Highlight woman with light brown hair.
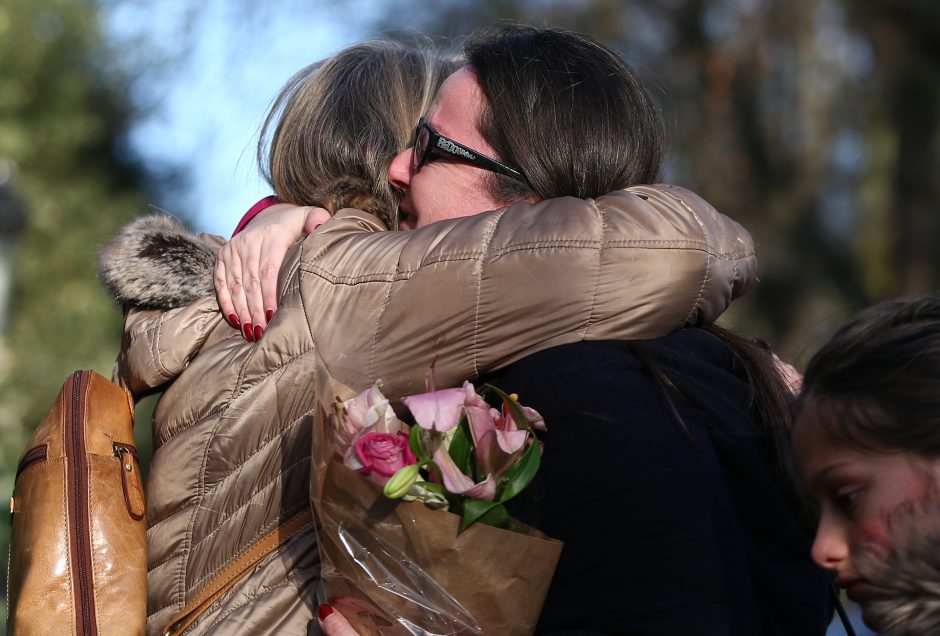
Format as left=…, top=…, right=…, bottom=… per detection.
left=99, top=39, right=459, bottom=634
left=217, top=41, right=459, bottom=340
left=261, top=39, right=454, bottom=229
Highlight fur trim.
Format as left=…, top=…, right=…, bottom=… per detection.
left=311, top=176, right=390, bottom=224
left=856, top=499, right=940, bottom=635
left=98, top=214, right=216, bottom=309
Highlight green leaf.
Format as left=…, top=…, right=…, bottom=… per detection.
left=499, top=439, right=541, bottom=502
left=461, top=498, right=502, bottom=531
left=420, top=481, right=446, bottom=495
left=462, top=501, right=513, bottom=531
left=477, top=503, right=514, bottom=530
left=447, top=418, right=474, bottom=476
left=445, top=491, right=463, bottom=514
left=409, top=424, right=427, bottom=461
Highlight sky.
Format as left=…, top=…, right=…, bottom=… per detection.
left=105, top=0, right=371, bottom=236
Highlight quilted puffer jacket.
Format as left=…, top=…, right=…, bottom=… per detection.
left=99, top=184, right=757, bottom=635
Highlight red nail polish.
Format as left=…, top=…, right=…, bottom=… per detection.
left=228, top=314, right=240, bottom=328
left=243, top=323, right=253, bottom=342
left=254, top=324, right=264, bottom=341
left=318, top=604, right=334, bottom=620
left=265, top=309, right=274, bottom=322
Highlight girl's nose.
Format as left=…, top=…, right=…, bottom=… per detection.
left=811, top=516, right=850, bottom=571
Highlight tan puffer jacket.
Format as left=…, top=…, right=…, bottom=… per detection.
left=101, top=184, right=757, bottom=635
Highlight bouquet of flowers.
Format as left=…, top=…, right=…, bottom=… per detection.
left=338, top=376, right=546, bottom=529
left=310, top=374, right=562, bottom=635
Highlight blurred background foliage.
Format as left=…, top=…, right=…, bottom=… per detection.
left=0, top=0, right=163, bottom=619
left=0, top=0, right=937, bottom=629
left=378, top=0, right=940, bottom=359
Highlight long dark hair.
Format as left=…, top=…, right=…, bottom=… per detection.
left=796, top=294, right=940, bottom=455
left=631, top=323, right=803, bottom=517
left=706, top=325, right=802, bottom=511
left=464, top=25, right=665, bottom=203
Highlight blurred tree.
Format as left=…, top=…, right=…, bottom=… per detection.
left=846, top=0, right=940, bottom=296
left=0, top=0, right=163, bottom=615
left=366, top=0, right=940, bottom=363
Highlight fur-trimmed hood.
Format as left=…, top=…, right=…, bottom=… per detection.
left=98, top=214, right=219, bottom=310
left=855, top=500, right=940, bottom=635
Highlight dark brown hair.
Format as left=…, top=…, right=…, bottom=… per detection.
left=709, top=325, right=803, bottom=509
left=464, top=25, right=665, bottom=203
left=624, top=322, right=810, bottom=524
left=796, top=294, right=940, bottom=455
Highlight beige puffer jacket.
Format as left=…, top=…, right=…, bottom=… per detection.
left=101, top=184, right=757, bottom=635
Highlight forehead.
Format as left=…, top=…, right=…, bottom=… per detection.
left=792, top=406, right=868, bottom=486
left=426, top=66, right=488, bottom=139
left=793, top=416, right=839, bottom=472
left=794, top=408, right=933, bottom=487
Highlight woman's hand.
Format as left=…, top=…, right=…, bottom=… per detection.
left=215, top=204, right=330, bottom=340
left=317, top=604, right=361, bottom=636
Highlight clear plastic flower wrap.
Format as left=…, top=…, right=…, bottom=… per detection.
left=310, top=379, right=563, bottom=635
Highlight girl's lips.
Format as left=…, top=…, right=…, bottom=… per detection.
left=844, top=580, right=873, bottom=604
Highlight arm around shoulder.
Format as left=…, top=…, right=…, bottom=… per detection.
left=292, top=186, right=756, bottom=397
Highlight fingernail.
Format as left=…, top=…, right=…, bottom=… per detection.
left=265, top=309, right=274, bottom=322
left=254, top=324, right=264, bottom=341
left=228, top=314, right=240, bottom=328
left=243, top=323, right=254, bottom=342
left=318, top=604, right=334, bottom=620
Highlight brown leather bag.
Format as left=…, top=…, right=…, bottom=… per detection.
left=7, top=370, right=146, bottom=635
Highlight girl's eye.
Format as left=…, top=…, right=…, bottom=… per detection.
left=834, top=489, right=860, bottom=513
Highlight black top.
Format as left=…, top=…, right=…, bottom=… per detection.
left=484, top=329, right=831, bottom=635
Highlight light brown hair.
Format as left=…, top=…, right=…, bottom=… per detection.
left=258, top=40, right=460, bottom=228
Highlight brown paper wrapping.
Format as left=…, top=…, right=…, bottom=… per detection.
left=310, top=403, right=563, bottom=635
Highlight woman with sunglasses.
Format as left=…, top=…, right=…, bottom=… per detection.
left=101, top=29, right=764, bottom=635
left=231, top=56, right=829, bottom=632
left=100, top=40, right=459, bottom=635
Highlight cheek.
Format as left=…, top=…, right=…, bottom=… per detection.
left=413, top=181, right=480, bottom=227
left=851, top=516, right=892, bottom=551
left=858, top=475, right=939, bottom=551
left=848, top=494, right=921, bottom=556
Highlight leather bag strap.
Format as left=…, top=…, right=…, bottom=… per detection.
left=162, top=508, right=315, bottom=636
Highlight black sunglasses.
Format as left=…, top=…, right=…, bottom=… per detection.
left=411, top=118, right=528, bottom=185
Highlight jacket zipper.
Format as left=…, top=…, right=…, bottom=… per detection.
left=66, top=370, right=97, bottom=636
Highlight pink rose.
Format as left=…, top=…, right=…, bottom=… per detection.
left=354, top=432, right=417, bottom=485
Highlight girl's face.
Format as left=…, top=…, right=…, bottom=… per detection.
left=793, top=407, right=940, bottom=626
